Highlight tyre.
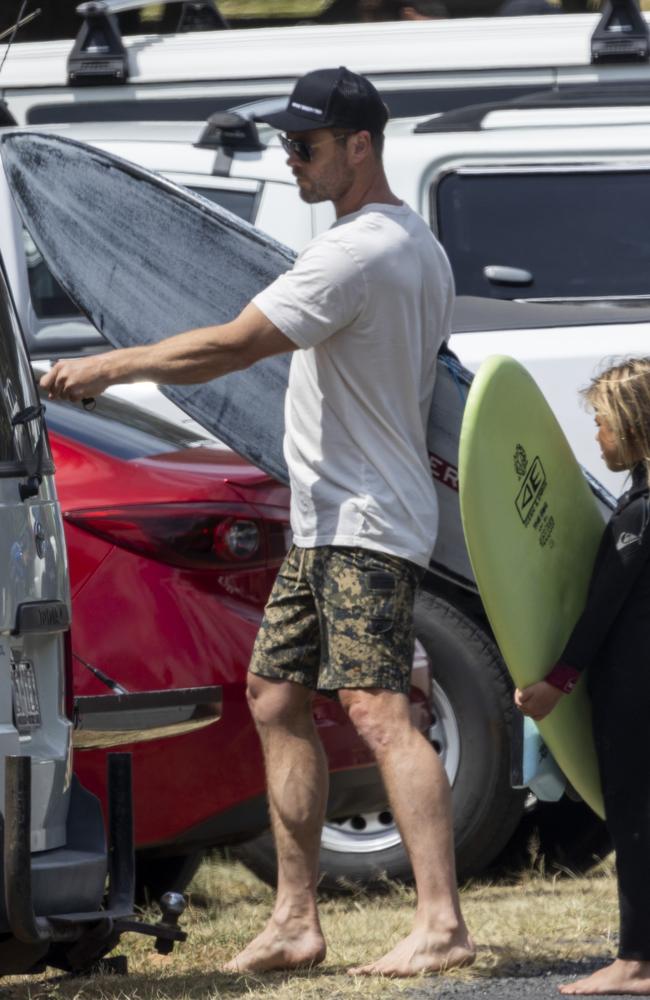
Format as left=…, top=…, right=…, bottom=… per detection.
left=134, top=849, right=204, bottom=906
left=236, top=589, right=526, bottom=890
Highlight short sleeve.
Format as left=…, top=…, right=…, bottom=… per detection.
left=253, top=236, right=365, bottom=349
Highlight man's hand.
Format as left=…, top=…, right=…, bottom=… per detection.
left=514, top=681, right=564, bottom=722
left=40, top=354, right=114, bottom=402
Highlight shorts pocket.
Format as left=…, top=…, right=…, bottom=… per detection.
left=366, top=570, right=396, bottom=635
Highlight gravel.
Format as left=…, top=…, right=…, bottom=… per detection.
left=405, top=958, right=623, bottom=999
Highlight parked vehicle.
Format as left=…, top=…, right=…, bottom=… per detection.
left=0, top=218, right=224, bottom=976
left=38, top=387, right=397, bottom=898
left=0, top=0, right=648, bottom=126
left=2, top=126, right=527, bottom=891
left=19, top=95, right=650, bottom=493
left=7, top=82, right=650, bottom=888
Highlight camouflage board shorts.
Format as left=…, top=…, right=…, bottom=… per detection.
left=250, top=545, right=423, bottom=695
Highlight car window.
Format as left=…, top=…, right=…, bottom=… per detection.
left=24, top=228, right=78, bottom=320
left=436, top=169, right=650, bottom=301
left=192, top=187, right=256, bottom=222
left=24, top=184, right=257, bottom=323
left=44, top=394, right=215, bottom=460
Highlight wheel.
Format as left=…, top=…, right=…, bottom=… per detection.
left=236, top=589, right=526, bottom=890
left=134, top=849, right=204, bottom=906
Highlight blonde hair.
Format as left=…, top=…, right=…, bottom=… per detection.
left=582, top=357, right=650, bottom=485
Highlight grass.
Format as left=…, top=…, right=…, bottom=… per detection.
left=217, top=1, right=330, bottom=17
left=0, top=851, right=620, bottom=1000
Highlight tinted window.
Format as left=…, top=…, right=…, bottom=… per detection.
left=23, top=185, right=256, bottom=322
left=193, top=187, right=256, bottom=222
left=44, top=394, right=214, bottom=461
left=24, top=228, right=78, bottom=320
left=436, top=170, right=650, bottom=300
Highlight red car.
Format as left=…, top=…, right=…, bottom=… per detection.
left=44, top=390, right=386, bottom=899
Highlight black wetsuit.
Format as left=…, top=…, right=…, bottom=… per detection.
left=560, top=464, right=650, bottom=960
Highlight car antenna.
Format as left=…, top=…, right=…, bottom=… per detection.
left=0, top=3, right=42, bottom=78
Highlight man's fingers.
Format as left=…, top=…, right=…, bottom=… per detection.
left=39, top=368, right=57, bottom=391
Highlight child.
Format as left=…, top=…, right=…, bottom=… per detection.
left=515, top=357, right=650, bottom=996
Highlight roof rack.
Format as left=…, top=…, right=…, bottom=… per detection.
left=68, top=2, right=129, bottom=86
left=68, top=1, right=227, bottom=86
left=414, top=82, right=650, bottom=133
left=591, top=0, right=649, bottom=63
left=194, top=98, right=285, bottom=175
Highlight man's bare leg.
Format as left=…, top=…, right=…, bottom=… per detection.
left=223, top=674, right=328, bottom=973
left=340, top=688, right=475, bottom=977
left=559, top=959, right=650, bottom=995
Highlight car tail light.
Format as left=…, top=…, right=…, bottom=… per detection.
left=64, top=503, right=289, bottom=571
left=63, top=629, right=74, bottom=720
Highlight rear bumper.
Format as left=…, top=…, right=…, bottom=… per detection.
left=1, top=754, right=131, bottom=944
left=0, top=753, right=187, bottom=975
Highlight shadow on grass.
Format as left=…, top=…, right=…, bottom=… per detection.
left=0, top=965, right=351, bottom=1000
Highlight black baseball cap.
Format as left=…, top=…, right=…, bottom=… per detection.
left=256, top=66, right=389, bottom=135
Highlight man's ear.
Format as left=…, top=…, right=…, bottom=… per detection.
left=350, top=131, right=372, bottom=161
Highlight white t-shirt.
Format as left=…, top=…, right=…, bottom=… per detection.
left=253, top=202, right=454, bottom=568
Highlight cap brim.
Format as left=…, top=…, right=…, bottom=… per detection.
left=255, top=107, right=333, bottom=132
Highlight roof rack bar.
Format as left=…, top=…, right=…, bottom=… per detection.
left=414, top=82, right=650, bottom=133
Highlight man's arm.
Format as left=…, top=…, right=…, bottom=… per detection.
left=40, top=303, right=296, bottom=401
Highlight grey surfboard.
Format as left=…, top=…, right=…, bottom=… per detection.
left=0, top=132, right=472, bottom=582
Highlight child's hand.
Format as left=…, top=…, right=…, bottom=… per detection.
left=514, top=681, right=564, bottom=721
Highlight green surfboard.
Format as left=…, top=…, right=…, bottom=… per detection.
left=459, top=355, right=605, bottom=818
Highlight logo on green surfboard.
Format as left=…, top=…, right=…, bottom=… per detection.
left=514, top=447, right=555, bottom=548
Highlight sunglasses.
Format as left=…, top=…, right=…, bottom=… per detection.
left=279, top=132, right=349, bottom=163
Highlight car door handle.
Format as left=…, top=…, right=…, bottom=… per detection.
left=484, top=265, right=533, bottom=286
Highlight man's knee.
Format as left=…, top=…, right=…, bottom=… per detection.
left=339, top=688, right=411, bottom=756
left=246, top=672, right=314, bottom=728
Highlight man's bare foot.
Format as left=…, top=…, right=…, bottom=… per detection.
left=223, top=917, right=326, bottom=974
left=560, top=959, right=650, bottom=995
left=348, top=925, right=475, bottom=977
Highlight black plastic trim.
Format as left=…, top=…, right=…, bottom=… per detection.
left=15, top=601, right=70, bottom=635
left=27, top=85, right=545, bottom=126
left=591, top=0, right=650, bottom=63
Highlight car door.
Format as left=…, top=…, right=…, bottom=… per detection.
left=431, top=160, right=650, bottom=493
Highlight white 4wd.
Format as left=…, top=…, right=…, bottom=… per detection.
left=2, top=0, right=650, bottom=127
left=11, top=98, right=650, bottom=493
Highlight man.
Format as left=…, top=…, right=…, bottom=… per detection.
left=41, top=66, right=474, bottom=978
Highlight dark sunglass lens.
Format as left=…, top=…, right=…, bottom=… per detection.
left=280, top=135, right=311, bottom=162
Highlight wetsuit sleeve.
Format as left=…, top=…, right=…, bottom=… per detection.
left=551, top=496, right=650, bottom=676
